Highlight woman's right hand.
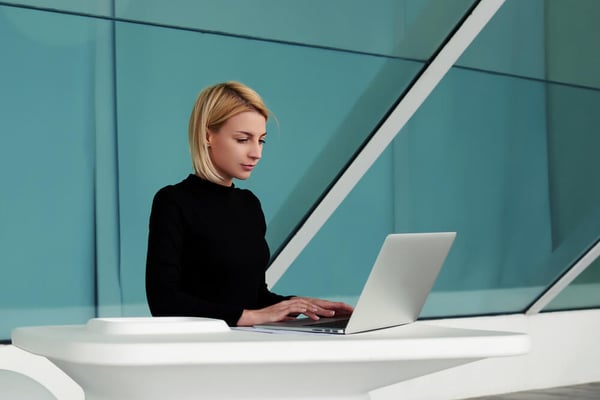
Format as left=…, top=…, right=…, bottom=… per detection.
left=236, top=298, right=322, bottom=326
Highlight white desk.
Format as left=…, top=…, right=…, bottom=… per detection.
left=12, top=317, right=530, bottom=400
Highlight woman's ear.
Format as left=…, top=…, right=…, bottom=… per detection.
left=206, top=128, right=213, bottom=147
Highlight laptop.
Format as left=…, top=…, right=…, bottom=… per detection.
left=254, top=232, right=456, bottom=334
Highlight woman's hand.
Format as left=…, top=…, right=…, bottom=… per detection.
left=292, top=297, right=354, bottom=319
left=236, top=297, right=354, bottom=326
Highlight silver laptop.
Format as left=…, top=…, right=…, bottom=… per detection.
left=254, top=232, right=456, bottom=334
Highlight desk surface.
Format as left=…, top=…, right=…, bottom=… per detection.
left=12, top=317, right=531, bottom=366
left=11, top=318, right=532, bottom=400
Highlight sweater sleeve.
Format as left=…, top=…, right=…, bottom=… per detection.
left=257, top=282, right=292, bottom=308
left=246, top=190, right=293, bottom=308
left=145, top=188, right=244, bottom=326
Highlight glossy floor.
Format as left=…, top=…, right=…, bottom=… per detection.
left=468, top=382, right=600, bottom=399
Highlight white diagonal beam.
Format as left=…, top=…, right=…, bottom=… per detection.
left=267, top=0, right=506, bottom=286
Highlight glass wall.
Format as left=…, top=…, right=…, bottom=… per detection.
left=1, top=0, right=598, bottom=340
left=0, top=0, right=476, bottom=338
left=275, top=0, right=600, bottom=317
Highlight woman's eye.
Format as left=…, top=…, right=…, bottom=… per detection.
left=236, top=138, right=248, bottom=143
left=259, top=139, right=266, bottom=145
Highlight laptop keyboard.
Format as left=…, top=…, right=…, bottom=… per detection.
left=306, top=318, right=350, bottom=328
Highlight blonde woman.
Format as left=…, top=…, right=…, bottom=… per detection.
left=146, top=81, right=353, bottom=326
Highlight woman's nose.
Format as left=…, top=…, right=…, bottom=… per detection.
left=249, top=141, right=262, bottom=159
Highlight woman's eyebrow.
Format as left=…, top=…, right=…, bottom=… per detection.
left=236, top=130, right=267, bottom=137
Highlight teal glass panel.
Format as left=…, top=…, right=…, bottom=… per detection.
left=0, top=5, right=102, bottom=338
left=275, top=0, right=600, bottom=317
left=541, top=0, right=600, bottom=311
left=543, top=0, right=599, bottom=88
left=114, top=0, right=475, bottom=59
left=457, top=0, right=546, bottom=80
left=459, top=0, right=599, bottom=87
left=404, top=75, right=598, bottom=317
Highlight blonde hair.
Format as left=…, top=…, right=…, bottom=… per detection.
left=188, top=81, right=270, bottom=184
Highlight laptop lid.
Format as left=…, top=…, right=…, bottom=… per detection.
left=255, top=232, right=456, bottom=334
left=345, top=232, right=455, bottom=333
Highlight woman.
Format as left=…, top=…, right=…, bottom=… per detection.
left=146, top=81, right=353, bottom=326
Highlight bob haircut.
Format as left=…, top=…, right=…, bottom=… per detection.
left=188, top=81, right=270, bottom=184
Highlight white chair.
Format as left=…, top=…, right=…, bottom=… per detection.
left=0, top=344, right=82, bottom=400
left=0, top=369, right=58, bottom=399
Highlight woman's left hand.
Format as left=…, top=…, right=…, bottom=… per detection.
left=291, top=297, right=354, bottom=320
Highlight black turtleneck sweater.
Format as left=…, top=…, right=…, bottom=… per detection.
left=145, top=174, right=289, bottom=326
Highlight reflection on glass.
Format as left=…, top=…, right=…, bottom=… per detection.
left=275, top=52, right=600, bottom=319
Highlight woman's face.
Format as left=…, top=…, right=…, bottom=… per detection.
left=207, top=110, right=267, bottom=186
